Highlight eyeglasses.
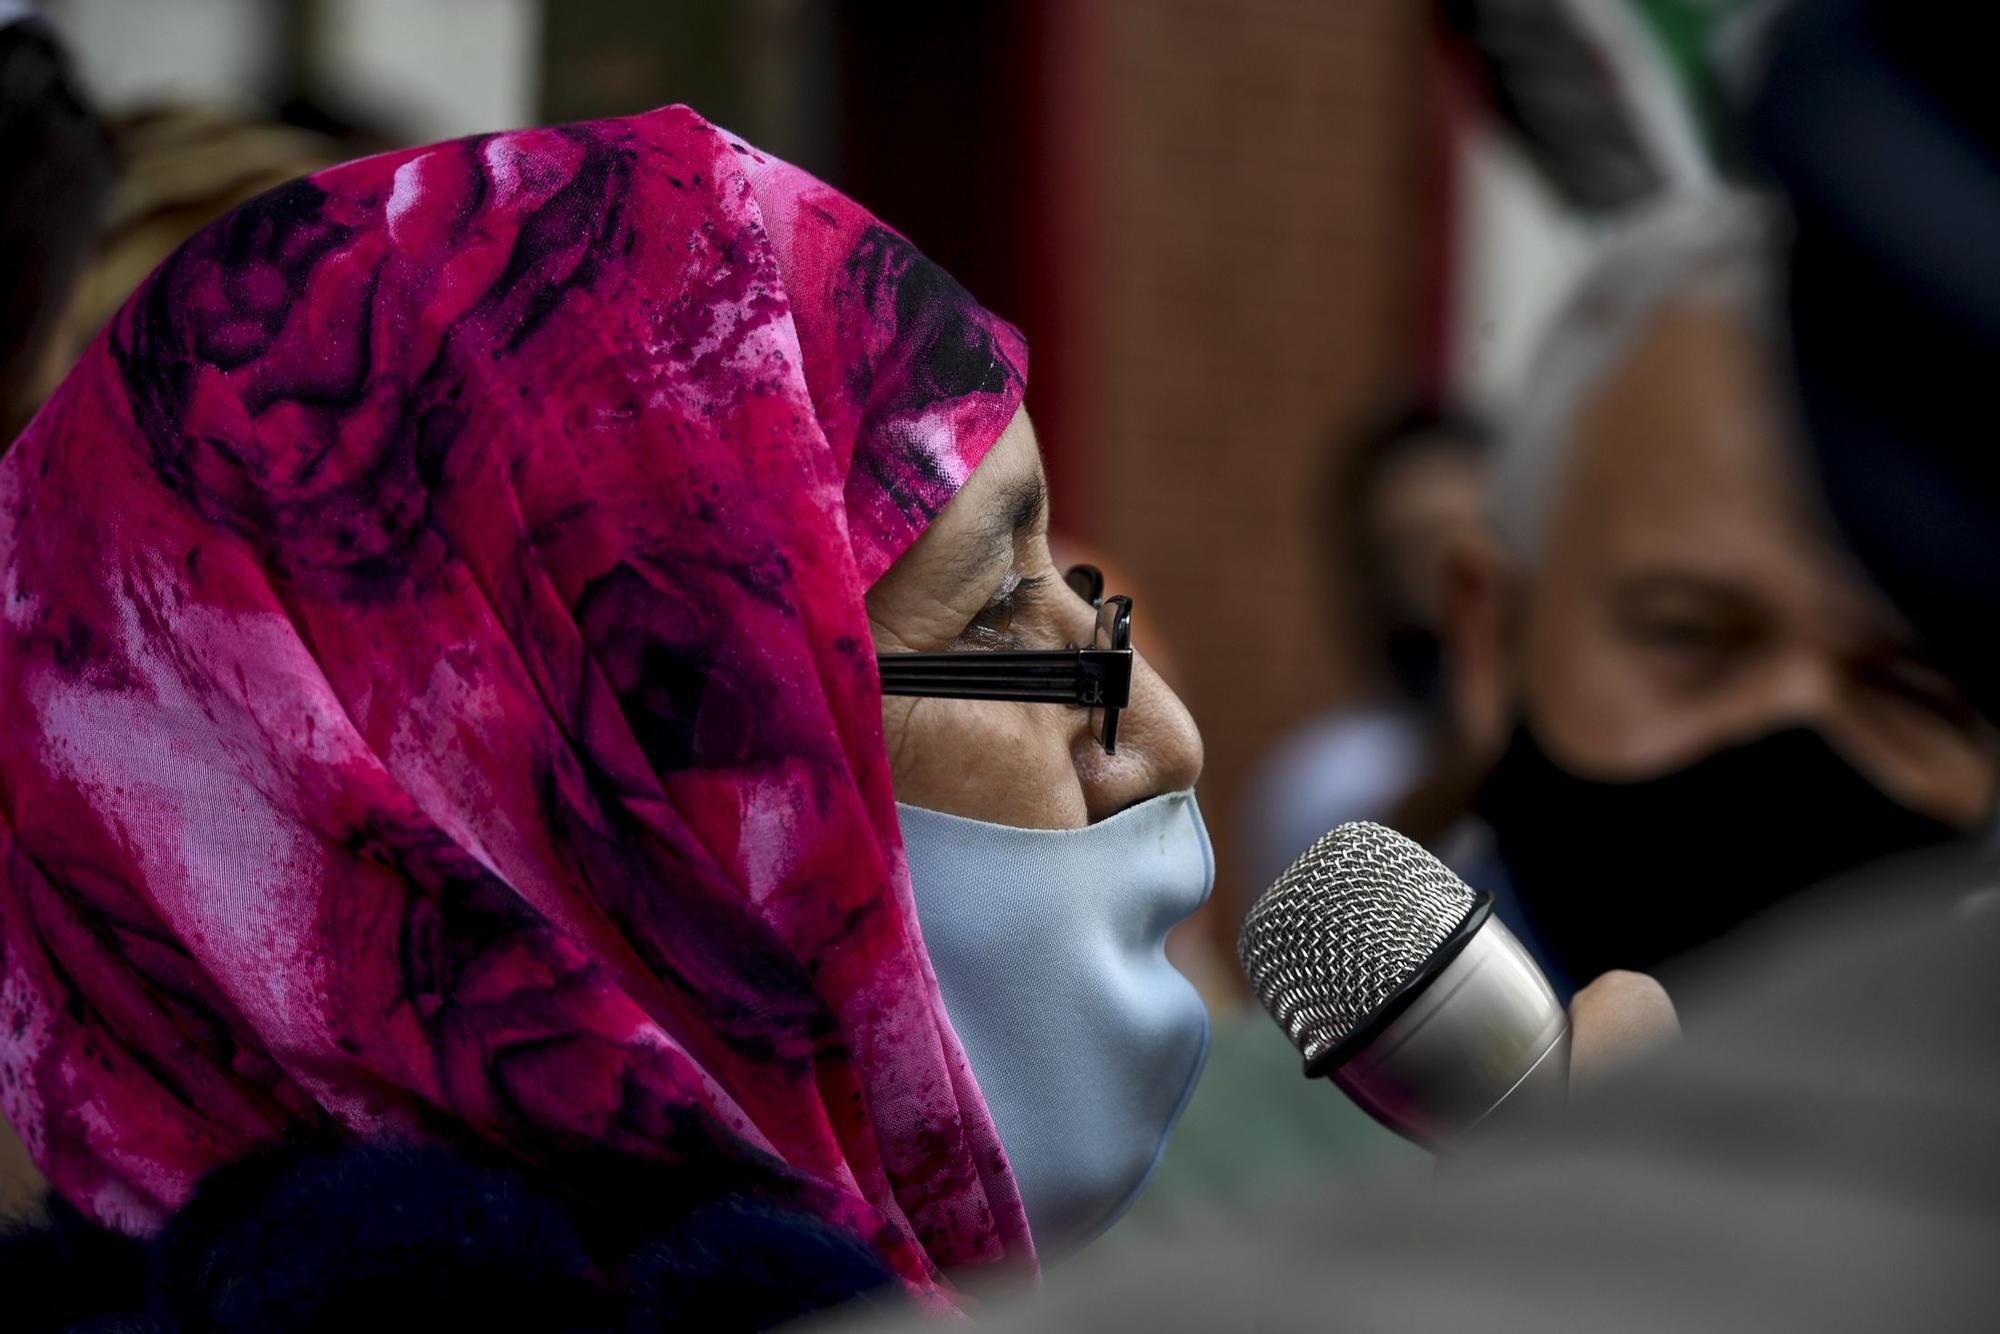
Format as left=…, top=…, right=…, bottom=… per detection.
left=877, top=565, right=1135, bottom=754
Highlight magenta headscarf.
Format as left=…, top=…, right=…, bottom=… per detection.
left=0, top=106, right=1033, bottom=1294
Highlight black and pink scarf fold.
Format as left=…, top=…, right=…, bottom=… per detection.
left=0, top=105, right=1032, bottom=1299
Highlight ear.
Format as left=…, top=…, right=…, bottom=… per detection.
left=1441, top=525, right=1519, bottom=760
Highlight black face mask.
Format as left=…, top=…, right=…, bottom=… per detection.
left=1472, top=721, right=1964, bottom=986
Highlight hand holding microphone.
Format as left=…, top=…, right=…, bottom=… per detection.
left=1238, top=822, right=1676, bottom=1148
left=1567, top=968, right=1679, bottom=1088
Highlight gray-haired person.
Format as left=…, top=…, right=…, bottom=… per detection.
left=1422, top=193, right=1997, bottom=998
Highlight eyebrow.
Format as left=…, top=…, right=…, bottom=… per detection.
left=959, top=473, right=1047, bottom=586
left=1609, top=571, right=1756, bottom=606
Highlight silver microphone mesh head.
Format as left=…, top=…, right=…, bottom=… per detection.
left=1237, top=821, right=1479, bottom=1070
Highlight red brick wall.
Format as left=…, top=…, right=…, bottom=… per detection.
left=1046, top=0, right=1427, bottom=985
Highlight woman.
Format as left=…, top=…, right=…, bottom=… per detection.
left=0, top=107, right=1207, bottom=1327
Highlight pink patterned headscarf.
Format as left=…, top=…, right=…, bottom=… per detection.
left=0, top=106, right=1033, bottom=1293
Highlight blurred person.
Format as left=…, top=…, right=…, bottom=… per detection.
left=1241, top=402, right=1490, bottom=894
left=12, top=102, right=347, bottom=421
left=0, top=105, right=1209, bottom=1327
left=1430, top=194, right=1998, bottom=996
left=0, top=3, right=115, bottom=440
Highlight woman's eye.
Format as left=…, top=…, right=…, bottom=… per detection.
left=960, top=572, right=1052, bottom=648
left=977, top=596, right=1018, bottom=636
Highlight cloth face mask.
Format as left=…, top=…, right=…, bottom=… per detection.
left=899, top=790, right=1213, bottom=1259
left=1473, top=721, right=1963, bottom=989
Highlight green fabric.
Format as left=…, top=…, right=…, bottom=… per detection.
left=1098, top=1009, right=1428, bottom=1247
left=1627, top=0, right=1761, bottom=166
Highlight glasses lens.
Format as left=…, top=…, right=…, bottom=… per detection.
left=1090, top=595, right=1132, bottom=753
left=1065, top=564, right=1104, bottom=607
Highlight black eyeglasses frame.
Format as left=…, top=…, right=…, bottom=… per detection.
left=876, top=565, right=1134, bottom=753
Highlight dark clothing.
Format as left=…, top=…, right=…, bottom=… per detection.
left=1754, top=0, right=2000, bottom=721
left=1, top=1138, right=904, bottom=1333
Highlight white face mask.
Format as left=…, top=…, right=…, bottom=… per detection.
left=898, top=790, right=1213, bottom=1258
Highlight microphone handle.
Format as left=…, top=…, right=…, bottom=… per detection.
left=1329, top=915, right=1571, bottom=1148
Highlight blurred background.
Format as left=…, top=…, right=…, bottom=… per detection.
left=12, top=6, right=2000, bottom=1307
left=14, top=0, right=1767, bottom=999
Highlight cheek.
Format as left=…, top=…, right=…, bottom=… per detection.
left=881, top=697, right=1089, bottom=829
left=1522, top=591, right=1718, bottom=776
left=1824, top=707, right=2000, bottom=828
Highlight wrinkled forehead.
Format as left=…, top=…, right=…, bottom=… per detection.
left=865, top=407, right=1045, bottom=616
left=1546, top=300, right=1921, bottom=639
left=1558, top=302, right=1814, bottom=572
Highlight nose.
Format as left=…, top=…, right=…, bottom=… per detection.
left=1076, top=650, right=1204, bottom=824
left=1753, top=647, right=1841, bottom=733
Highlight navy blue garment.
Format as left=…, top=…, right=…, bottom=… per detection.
left=1752, top=0, right=2000, bottom=723
left=0, top=1138, right=903, bottom=1333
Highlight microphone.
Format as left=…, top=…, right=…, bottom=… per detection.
left=1237, top=821, right=1569, bottom=1148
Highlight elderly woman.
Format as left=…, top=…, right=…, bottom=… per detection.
left=0, top=106, right=1207, bottom=1328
